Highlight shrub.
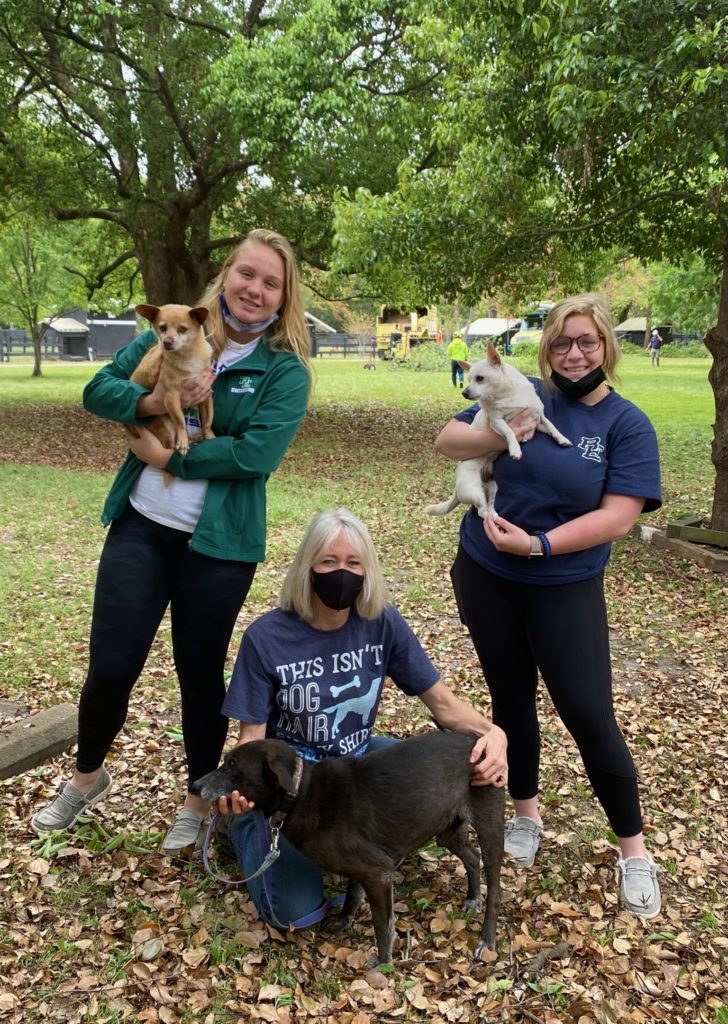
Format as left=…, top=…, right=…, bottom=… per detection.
left=409, top=342, right=450, bottom=372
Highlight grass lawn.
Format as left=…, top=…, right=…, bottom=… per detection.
left=0, top=352, right=725, bottom=1024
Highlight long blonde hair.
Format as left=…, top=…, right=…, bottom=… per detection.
left=279, top=509, right=389, bottom=622
left=538, top=293, right=621, bottom=389
left=198, top=228, right=311, bottom=370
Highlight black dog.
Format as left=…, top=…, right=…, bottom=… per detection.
left=192, top=732, right=504, bottom=964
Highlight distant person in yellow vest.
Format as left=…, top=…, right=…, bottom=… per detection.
left=447, top=333, right=469, bottom=387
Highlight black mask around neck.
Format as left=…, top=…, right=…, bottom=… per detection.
left=311, top=568, right=365, bottom=611
left=550, top=366, right=606, bottom=399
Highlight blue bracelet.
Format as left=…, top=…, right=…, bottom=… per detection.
left=538, top=531, right=551, bottom=559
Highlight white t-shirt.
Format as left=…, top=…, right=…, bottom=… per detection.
left=129, top=337, right=260, bottom=532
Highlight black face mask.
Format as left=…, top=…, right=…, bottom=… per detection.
left=550, top=366, right=607, bottom=399
left=311, top=568, right=365, bottom=611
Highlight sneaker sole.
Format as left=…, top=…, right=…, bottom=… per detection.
left=29, top=777, right=113, bottom=835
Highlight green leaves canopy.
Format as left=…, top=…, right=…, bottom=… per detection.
left=0, top=0, right=441, bottom=302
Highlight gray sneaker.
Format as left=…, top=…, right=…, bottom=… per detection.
left=161, top=809, right=208, bottom=856
left=504, top=816, right=543, bottom=867
left=617, top=856, right=662, bottom=918
left=30, top=768, right=113, bottom=833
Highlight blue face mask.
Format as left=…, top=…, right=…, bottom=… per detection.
left=220, top=294, right=279, bottom=334
left=311, top=569, right=365, bottom=611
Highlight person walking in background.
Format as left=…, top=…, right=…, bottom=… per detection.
left=434, top=293, right=663, bottom=919
left=30, top=228, right=312, bottom=856
left=447, top=333, right=469, bottom=387
left=648, top=328, right=663, bottom=366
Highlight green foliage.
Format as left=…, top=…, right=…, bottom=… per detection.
left=651, top=256, right=720, bottom=334
left=408, top=342, right=449, bottom=372
left=0, top=1, right=441, bottom=303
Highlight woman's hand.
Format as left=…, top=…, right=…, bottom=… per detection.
left=216, top=791, right=255, bottom=817
left=179, top=368, right=214, bottom=408
left=469, top=724, right=508, bottom=788
left=435, top=406, right=539, bottom=461
left=484, top=513, right=531, bottom=556
left=125, top=425, right=174, bottom=468
left=136, top=370, right=214, bottom=418
left=508, top=406, right=539, bottom=444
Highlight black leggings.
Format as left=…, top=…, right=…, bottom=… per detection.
left=77, top=505, right=256, bottom=788
left=451, top=546, right=643, bottom=838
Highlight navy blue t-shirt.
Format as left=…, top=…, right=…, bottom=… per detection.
left=222, top=605, right=440, bottom=760
left=455, top=381, right=661, bottom=584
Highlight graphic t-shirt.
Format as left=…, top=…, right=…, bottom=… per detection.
left=222, top=605, right=440, bottom=759
left=455, top=381, right=661, bottom=584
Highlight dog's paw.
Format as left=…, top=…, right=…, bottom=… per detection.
left=462, top=896, right=482, bottom=913
left=559, top=438, right=573, bottom=446
left=321, top=912, right=354, bottom=935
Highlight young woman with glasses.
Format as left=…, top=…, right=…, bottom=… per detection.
left=434, top=293, right=663, bottom=919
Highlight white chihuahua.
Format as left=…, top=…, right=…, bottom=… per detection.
left=426, top=342, right=571, bottom=520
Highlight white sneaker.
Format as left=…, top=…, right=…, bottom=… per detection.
left=30, top=769, right=113, bottom=833
left=161, top=809, right=207, bottom=856
left=504, top=816, right=543, bottom=867
left=617, top=856, right=662, bottom=918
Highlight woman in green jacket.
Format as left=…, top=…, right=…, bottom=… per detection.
left=31, top=229, right=312, bottom=854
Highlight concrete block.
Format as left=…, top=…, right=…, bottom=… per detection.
left=0, top=699, right=30, bottom=718
left=0, top=703, right=78, bottom=779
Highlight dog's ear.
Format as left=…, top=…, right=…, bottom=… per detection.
left=264, top=748, right=298, bottom=794
left=458, top=360, right=471, bottom=372
left=487, top=340, right=502, bottom=365
left=136, top=303, right=160, bottom=324
left=189, top=306, right=209, bottom=326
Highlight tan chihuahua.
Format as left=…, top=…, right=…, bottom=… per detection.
left=129, top=303, right=215, bottom=463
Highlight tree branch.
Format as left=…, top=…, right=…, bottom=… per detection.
left=63, top=250, right=136, bottom=301
left=56, top=208, right=125, bottom=226
left=527, top=189, right=707, bottom=241
left=243, top=0, right=267, bottom=38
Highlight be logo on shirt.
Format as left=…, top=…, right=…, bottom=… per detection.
left=578, top=436, right=605, bottom=462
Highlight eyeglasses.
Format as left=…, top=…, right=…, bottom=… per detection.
left=548, top=334, right=604, bottom=355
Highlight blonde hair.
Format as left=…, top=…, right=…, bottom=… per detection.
left=198, top=228, right=312, bottom=370
left=538, top=293, right=621, bottom=389
left=279, top=509, right=389, bottom=622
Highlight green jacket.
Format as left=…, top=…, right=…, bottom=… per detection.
left=446, top=337, right=469, bottom=362
left=83, top=329, right=309, bottom=563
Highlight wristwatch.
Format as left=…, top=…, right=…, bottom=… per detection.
left=528, top=535, right=544, bottom=558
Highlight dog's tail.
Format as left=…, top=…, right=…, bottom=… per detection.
left=425, top=494, right=461, bottom=516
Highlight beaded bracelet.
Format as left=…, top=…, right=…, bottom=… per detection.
left=537, top=531, right=551, bottom=559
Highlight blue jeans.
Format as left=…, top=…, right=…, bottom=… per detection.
left=228, top=735, right=397, bottom=929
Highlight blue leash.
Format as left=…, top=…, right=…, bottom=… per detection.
left=201, top=812, right=345, bottom=928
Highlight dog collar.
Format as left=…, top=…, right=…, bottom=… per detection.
left=270, top=754, right=304, bottom=826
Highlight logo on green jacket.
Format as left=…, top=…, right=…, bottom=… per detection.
left=230, top=375, right=255, bottom=394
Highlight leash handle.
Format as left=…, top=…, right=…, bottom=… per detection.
left=201, top=813, right=281, bottom=886
left=201, top=812, right=346, bottom=929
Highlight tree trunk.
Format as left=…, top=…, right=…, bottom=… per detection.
left=31, top=320, right=43, bottom=378
left=704, top=233, right=728, bottom=532
left=131, top=204, right=220, bottom=305
left=643, top=305, right=652, bottom=349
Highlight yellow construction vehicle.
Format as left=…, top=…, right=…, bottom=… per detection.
left=375, top=307, right=440, bottom=360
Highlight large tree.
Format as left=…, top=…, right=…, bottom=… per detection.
left=334, top=0, right=728, bottom=530
left=0, top=0, right=441, bottom=304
